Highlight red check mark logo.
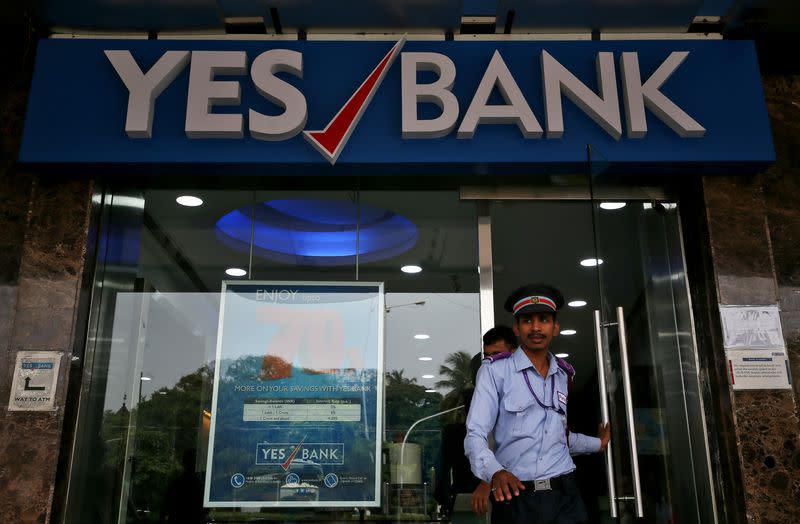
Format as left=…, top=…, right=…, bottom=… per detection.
left=304, top=35, right=407, bottom=165
left=281, top=434, right=307, bottom=471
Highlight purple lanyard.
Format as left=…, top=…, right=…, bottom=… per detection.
left=522, top=369, right=565, bottom=416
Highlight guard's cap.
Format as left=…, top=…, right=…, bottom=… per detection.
left=504, top=284, right=565, bottom=316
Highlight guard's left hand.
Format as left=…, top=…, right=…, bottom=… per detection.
left=471, top=481, right=491, bottom=515
left=598, top=422, right=611, bottom=451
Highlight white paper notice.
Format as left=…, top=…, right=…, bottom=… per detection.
left=719, top=305, right=785, bottom=350
left=726, top=349, right=792, bottom=390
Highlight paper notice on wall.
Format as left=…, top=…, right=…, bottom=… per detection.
left=726, top=349, right=792, bottom=390
left=719, top=305, right=785, bottom=350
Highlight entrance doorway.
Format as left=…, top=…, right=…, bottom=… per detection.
left=467, top=183, right=717, bottom=523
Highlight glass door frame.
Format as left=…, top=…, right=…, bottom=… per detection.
left=461, top=184, right=719, bottom=523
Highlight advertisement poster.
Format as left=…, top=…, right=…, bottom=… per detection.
left=204, top=281, right=384, bottom=508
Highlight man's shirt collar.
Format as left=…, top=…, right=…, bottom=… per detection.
left=513, top=347, right=560, bottom=378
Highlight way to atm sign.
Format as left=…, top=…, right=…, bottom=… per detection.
left=20, top=38, right=773, bottom=167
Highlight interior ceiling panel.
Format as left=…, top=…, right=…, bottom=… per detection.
left=37, top=0, right=464, bottom=33
left=497, top=0, right=705, bottom=32
left=39, top=0, right=224, bottom=31
left=264, top=0, right=463, bottom=33
left=33, top=0, right=790, bottom=39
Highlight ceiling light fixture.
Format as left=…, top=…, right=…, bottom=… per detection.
left=561, top=330, right=577, bottom=335
left=422, top=374, right=435, bottom=379
left=425, top=389, right=437, bottom=393
left=418, top=357, right=432, bottom=361
left=580, top=258, right=604, bottom=267
left=216, top=199, right=418, bottom=267
left=225, top=267, right=247, bottom=277
left=176, top=195, right=203, bottom=207
left=568, top=300, right=587, bottom=308
left=414, top=334, right=430, bottom=340
left=555, top=353, right=570, bottom=358
left=599, top=202, right=626, bottom=210
left=401, top=265, right=422, bottom=274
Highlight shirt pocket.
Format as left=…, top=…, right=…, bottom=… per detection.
left=502, top=394, right=538, bottom=438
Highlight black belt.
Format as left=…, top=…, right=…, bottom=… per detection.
left=521, top=473, right=573, bottom=492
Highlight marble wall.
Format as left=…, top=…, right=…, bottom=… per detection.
left=701, top=75, right=800, bottom=524
left=0, top=176, right=93, bottom=524
left=0, top=24, right=95, bottom=523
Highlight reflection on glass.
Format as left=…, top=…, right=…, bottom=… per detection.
left=67, top=188, right=480, bottom=523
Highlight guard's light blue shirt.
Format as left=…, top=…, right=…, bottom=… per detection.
left=465, top=349, right=601, bottom=483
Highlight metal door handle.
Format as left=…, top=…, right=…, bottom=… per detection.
left=593, top=310, right=618, bottom=518
left=616, top=306, right=644, bottom=518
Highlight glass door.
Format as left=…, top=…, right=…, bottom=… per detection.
left=588, top=148, right=716, bottom=523
left=470, top=171, right=715, bottom=523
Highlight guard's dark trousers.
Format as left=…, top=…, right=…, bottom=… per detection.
left=490, top=473, right=588, bottom=524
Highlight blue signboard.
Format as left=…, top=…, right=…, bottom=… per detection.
left=20, top=38, right=773, bottom=171
left=204, top=281, right=384, bottom=507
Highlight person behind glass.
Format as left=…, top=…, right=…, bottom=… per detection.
left=438, top=325, right=517, bottom=516
left=469, top=325, right=517, bottom=516
left=465, top=284, right=611, bottom=524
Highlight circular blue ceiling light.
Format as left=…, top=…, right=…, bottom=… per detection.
left=216, top=199, right=418, bottom=266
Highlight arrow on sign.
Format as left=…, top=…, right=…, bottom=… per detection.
left=24, top=377, right=45, bottom=391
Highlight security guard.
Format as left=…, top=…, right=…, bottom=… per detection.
left=464, top=284, right=610, bottom=524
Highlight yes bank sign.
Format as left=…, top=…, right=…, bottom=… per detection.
left=20, top=38, right=773, bottom=170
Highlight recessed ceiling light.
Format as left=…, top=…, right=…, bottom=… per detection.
left=401, top=265, right=422, bottom=274
left=422, top=374, right=435, bottom=379
left=561, top=329, right=577, bottom=335
left=414, top=334, right=430, bottom=340
left=599, top=202, right=626, bottom=210
left=140, top=376, right=152, bottom=381
left=643, top=202, right=653, bottom=210
left=425, top=389, right=437, bottom=393
left=225, top=267, right=247, bottom=277
left=580, top=258, right=603, bottom=267
left=555, top=353, right=570, bottom=358
left=661, top=203, right=677, bottom=210
left=176, top=195, right=203, bottom=207
left=568, top=300, right=587, bottom=308
left=418, top=357, right=432, bottom=361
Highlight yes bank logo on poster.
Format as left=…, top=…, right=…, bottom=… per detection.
left=256, top=442, right=345, bottom=467
left=106, top=36, right=704, bottom=165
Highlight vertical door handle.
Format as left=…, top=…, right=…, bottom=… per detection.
left=616, top=306, right=644, bottom=518
left=593, top=310, right=618, bottom=518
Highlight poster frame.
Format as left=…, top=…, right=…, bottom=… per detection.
left=203, top=280, right=385, bottom=508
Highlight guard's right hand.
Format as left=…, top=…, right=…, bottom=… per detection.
left=490, top=469, right=525, bottom=502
